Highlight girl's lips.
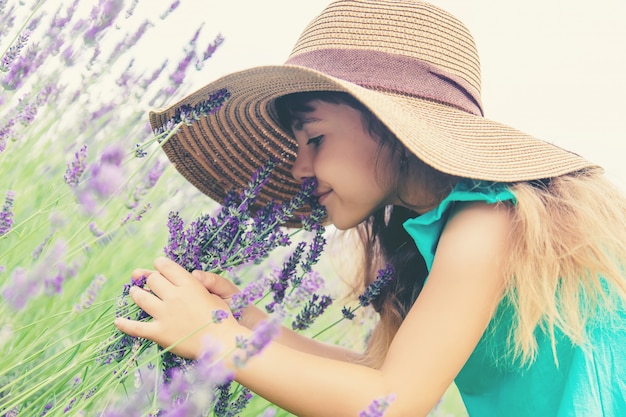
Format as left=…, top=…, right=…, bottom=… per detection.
left=317, top=190, right=331, bottom=204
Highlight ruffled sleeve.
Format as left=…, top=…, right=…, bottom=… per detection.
left=402, top=180, right=516, bottom=272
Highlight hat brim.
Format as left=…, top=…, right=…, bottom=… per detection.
left=149, top=65, right=598, bottom=226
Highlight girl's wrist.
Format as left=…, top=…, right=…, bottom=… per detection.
left=237, top=305, right=268, bottom=330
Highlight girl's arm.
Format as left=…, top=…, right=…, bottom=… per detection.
left=116, top=201, right=512, bottom=416
left=128, top=266, right=364, bottom=363
left=235, top=303, right=364, bottom=362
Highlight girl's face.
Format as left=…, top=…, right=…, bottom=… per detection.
left=290, top=100, right=400, bottom=230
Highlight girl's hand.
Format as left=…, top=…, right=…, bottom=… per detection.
left=114, top=257, right=243, bottom=359
left=191, top=269, right=240, bottom=305
left=192, top=269, right=266, bottom=330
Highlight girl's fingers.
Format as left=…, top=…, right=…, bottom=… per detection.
left=128, top=286, right=162, bottom=318
left=192, top=270, right=239, bottom=298
left=145, top=271, right=172, bottom=298
left=153, top=257, right=193, bottom=287
left=114, top=316, right=159, bottom=340
left=131, top=268, right=154, bottom=279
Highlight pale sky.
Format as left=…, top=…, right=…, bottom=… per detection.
left=135, top=0, right=626, bottom=187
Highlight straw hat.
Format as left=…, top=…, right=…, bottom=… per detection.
left=149, top=0, right=597, bottom=224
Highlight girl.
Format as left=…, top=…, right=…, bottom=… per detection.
left=115, top=1, right=626, bottom=416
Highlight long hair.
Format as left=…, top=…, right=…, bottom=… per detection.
left=274, top=91, right=626, bottom=369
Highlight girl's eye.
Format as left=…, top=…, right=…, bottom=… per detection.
left=306, top=135, right=323, bottom=146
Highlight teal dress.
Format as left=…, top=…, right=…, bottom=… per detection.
left=402, top=180, right=626, bottom=417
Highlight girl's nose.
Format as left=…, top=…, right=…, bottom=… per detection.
left=291, top=148, right=314, bottom=181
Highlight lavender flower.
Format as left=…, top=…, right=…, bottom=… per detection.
left=2, top=45, right=45, bottom=90
left=1, top=267, right=34, bottom=310
left=140, top=59, right=168, bottom=90
left=77, top=144, right=126, bottom=215
left=0, top=190, right=15, bottom=236
left=214, top=382, right=253, bottom=417
left=359, top=394, right=396, bottom=417
left=359, top=264, right=395, bottom=307
left=230, top=275, right=271, bottom=319
left=212, top=309, right=230, bottom=323
left=99, top=276, right=150, bottom=364
left=128, top=159, right=166, bottom=207
left=167, top=26, right=201, bottom=87
left=265, top=241, right=306, bottom=313
left=342, top=306, right=356, bottom=320
left=88, top=222, right=105, bottom=237
left=0, top=32, right=29, bottom=72
left=166, top=88, right=231, bottom=131
left=284, top=271, right=325, bottom=309
left=196, top=34, right=225, bottom=70
left=232, top=317, right=281, bottom=368
left=31, top=232, right=53, bottom=260
left=160, top=340, right=233, bottom=415
left=43, top=253, right=78, bottom=296
left=120, top=203, right=151, bottom=225
left=83, top=0, right=125, bottom=44
left=292, top=294, right=333, bottom=331
left=301, top=227, right=326, bottom=273
left=160, top=0, right=181, bottom=20
left=124, top=0, right=139, bottom=18
left=64, top=145, right=88, bottom=187
left=0, top=118, right=15, bottom=152
left=73, top=274, right=107, bottom=313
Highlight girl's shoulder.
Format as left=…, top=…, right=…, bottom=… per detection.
left=403, top=179, right=516, bottom=271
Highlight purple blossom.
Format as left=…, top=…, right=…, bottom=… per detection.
left=0, top=190, right=15, bottom=236
left=73, top=274, right=107, bottom=312
left=91, top=103, right=116, bottom=120
left=259, top=408, right=278, bottom=417
left=1, top=267, right=34, bottom=310
left=230, top=275, right=271, bottom=319
left=212, top=309, right=230, bottom=323
left=100, top=276, right=151, bottom=365
left=128, top=160, right=166, bottom=207
left=0, top=118, right=15, bottom=152
left=0, top=32, right=29, bottom=72
left=31, top=232, right=53, bottom=259
left=50, top=0, right=78, bottom=30
left=359, top=264, right=395, bottom=307
left=127, top=20, right=152, bottom=48
left=301, top=227, right=326, bottom=273
left=359, top=394, right=396, bottom=417
left=284, top=271, right=325, bottom=309
left=160, top=0, right=181, bottom=19
left=120, top=203, right=151, bottom=226
left=140, top=59, right=168, bottom=90
left=291, top=294, right=333, bottom=331
left=124, top=0, right=139, bottom=18
left=155, top=88, right=230, bottom=137
left=106, top=339, right=234, bottom=416
left=64, top=144, right=88, bottom=187
left=77, top=144, right=126, bottom=215
left=265, top=241, right=306, bottom=313
left=61, top=45, right=75, bottom=64
left=43, top=244, right=77, bottom=295
left=232, top=317, right=280, bottom=367
left=342, top=306, right=356, bottom=320
left=2, top=45, right=45, bottom=90
left=214, top=382, right=253, bottom=417
left=89, top=222, right=105, bottom=237
left=83, top=0, right=125, bottom=44
left=196, top=34, right=225, bottom=70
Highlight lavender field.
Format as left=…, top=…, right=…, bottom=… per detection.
left=0, top=1, right=467, bottom=415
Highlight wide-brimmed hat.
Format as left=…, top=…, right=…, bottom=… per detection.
left=149, top=0, right=597, bottom=224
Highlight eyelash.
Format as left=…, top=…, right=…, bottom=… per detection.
left=306, top=135, right=323, bottom=146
